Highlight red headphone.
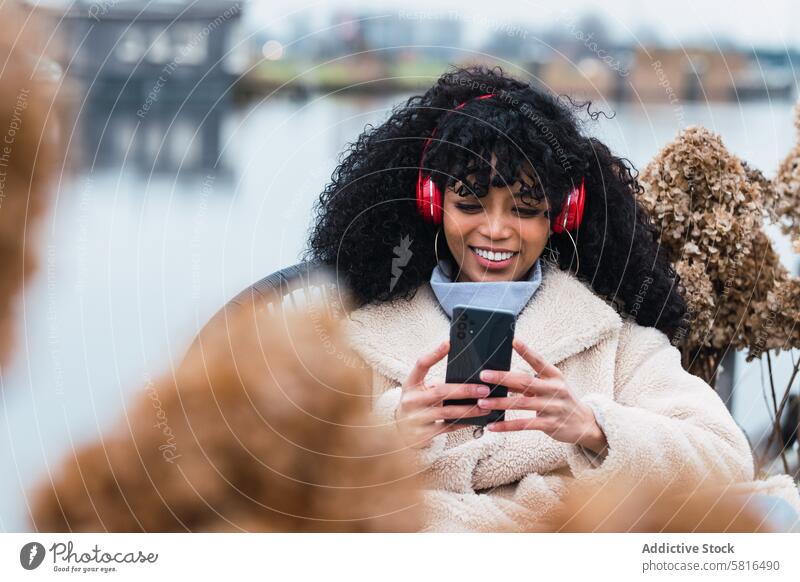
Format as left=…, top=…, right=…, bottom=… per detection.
left=415, top=94, right=585, bottom=233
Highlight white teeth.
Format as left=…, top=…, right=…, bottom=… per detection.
left=471, top=247, right=516, bottom=262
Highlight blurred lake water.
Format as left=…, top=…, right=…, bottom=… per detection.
left=1, top=95, right=798, bottom=531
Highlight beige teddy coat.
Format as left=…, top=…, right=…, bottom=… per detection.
left=343, top=264, right=800, bottom=532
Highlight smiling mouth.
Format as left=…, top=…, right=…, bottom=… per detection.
left=469, top=246, right=519, bottom=262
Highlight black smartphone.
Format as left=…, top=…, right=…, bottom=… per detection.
left=444, top=305, right=515, bottom=427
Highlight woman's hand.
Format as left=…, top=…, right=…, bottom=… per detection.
left=476, top=339, right=608, bottom=455
left=397, top=340, right=491, bottom=449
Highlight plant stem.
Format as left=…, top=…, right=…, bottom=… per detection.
left=762, top=353, right=800, bottom=473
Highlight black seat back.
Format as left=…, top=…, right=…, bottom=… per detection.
left=187, top=261, right=351, bottom=356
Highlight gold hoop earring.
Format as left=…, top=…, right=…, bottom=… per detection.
left=543, top=233, right=559, bottom=267
left=564, top=229, right=580, bottom=275
left=434, top=227, right=442, bottom=265
left=545, top=230, right=580, bottom=275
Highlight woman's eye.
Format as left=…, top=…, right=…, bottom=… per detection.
left=514, top=207, right=544, bottom=217
left=454, top=202, right=544, bottom=216
left=455, top=203, right=483, bottom=213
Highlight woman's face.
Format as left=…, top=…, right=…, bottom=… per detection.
left=441, top=169, right=550, bottom=283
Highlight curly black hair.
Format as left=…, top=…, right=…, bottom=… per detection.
left=304, top=65, right=688, bottom=339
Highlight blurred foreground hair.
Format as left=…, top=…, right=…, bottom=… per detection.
left=30, top=298, right=423, bottom=532
left=541, top=478, right=792, bottom=532
left=0, top=1, right=65, bottom=366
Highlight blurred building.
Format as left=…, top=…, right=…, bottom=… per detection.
left=55, top=0, right=242, bottom=100
left=35, top=0, right=243, bottom=174
left=628, top=48, right=747, bottom=102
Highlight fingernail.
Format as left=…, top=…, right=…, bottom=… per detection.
left=480, top=370, right=495, bottom=381
left=476, top=386, right=490, bottom=397
left=478, top=399, right=490, bottom=408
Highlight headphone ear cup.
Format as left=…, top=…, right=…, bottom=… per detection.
left=551, top=193, right=571, bottom=234
left=431, top=180, right=443, bottom=224
left=417, top=175, right=443, bottom=224
left=551, top=178, right=586, bottom=233
left=416, top=173, right=427, bottom=217
left=573, top=177, right=586, bottom=230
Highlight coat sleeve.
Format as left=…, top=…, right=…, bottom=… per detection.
left=565, top=322, right=755, bottom=488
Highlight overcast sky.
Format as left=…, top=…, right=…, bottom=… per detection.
left=31, top=0, right=800, bottom=50
left=245, top=0, right=800, bottom=50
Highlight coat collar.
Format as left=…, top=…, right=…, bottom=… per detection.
left=344, top=263, right=623, bottom=386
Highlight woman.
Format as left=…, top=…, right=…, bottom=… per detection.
left=305, top=65, right=800, bottom=532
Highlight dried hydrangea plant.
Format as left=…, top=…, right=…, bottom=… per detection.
left=637, top=106, right=800, bottom=473
left=638, top=113, right=800, bottom=379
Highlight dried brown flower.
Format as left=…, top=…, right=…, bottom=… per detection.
left=774, top=100, right=800, bottom=240
left=638, top=121, right=800, bottom=366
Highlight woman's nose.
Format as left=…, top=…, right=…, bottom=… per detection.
left=477, top=210, right=513, bottom=240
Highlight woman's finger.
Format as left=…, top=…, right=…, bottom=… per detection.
left=428, top=403, right=490, bottom=422
left=477, top=395, right=561, bottom=413
left=512, top=339, right=560, bottom=378
left=417, top=382, right=490, bottom=406
left=479, top=370, right=560, bottom=395
left=486, top=416, right=554, bottom=432
left=405, top=340, right=449, bottom=389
